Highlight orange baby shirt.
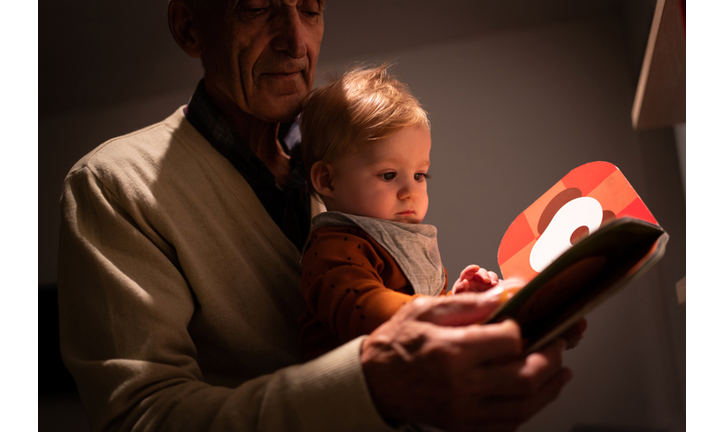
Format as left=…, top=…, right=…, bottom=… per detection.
left=299, top=212, right=448, bottom=359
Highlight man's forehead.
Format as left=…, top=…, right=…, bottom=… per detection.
left=224, top=0, right=325, bottom=7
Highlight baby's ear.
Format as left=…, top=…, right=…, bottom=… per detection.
left=309, top=161, right=335, bottom=199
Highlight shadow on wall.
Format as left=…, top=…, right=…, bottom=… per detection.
left=38, top=284, right=90, bottom=432
left=571, top=426, right=669, bottom=432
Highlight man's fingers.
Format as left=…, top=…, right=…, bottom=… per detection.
left=363, top=299, right=573, bottom=432
left=424, top=320, right=523, bottom=368
left=412, top=294, right=508, bottom=327
left=478, top=367, right=572, bottom=423
left=467, top=338, right=566, bottom=396
left=560, top=318, right=587, bottom=349
left=433, top=355, right=572, bottom=430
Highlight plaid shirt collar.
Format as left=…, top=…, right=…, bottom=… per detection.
left=183, top=79, right=310, bottom=250
left=185, top=79, right=285, bottom=185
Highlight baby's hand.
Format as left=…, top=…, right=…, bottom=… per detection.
left=473, top=277, right=527, bottom=323
left=452, top=265, right=499, bottom=295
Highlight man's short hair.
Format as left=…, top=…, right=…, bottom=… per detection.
left=300, top=64, right=430, bottom=183
left=182, top=0, right=207, bottom=11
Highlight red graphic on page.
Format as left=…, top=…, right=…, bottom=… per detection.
left=497, top=162, right=657, bottom=283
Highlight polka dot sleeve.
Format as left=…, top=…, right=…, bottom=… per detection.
left=301, top=227, right=420, bottom=342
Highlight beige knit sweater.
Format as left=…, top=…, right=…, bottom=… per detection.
left=57, top=107, right=396, bottom=431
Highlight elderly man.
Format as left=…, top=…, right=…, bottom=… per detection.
left=57, top=1, right=582, bottom=430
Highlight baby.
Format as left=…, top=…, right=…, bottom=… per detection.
left=298, top=65, right=505, bottom=359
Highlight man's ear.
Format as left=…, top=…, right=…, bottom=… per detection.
left=309, top=161, right=335, bottom=199
left=168, top=0, right=203, bottom=59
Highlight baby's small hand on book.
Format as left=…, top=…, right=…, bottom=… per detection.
left=452, top=264, right=501, bottom=294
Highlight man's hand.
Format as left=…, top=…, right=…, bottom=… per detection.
left=560, top=317, right=587, bottom=350
left=361, top=295, right=573, bottom=432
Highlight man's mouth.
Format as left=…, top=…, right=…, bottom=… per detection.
left=258, top=70, right=306, bottom=94
left=264, top=70, right=302, bottom=78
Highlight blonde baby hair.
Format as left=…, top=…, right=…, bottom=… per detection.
left=300, top=64, right=430, bottom=191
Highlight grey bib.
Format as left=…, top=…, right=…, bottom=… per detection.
left=309, top=211, right=446, bottom=296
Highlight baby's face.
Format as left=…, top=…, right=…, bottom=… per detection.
left=329, top=125, right=431, bottom=223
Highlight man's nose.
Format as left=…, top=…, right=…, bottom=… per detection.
left=272, top=10, right=307, bottom=59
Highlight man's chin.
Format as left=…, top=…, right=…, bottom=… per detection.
left=250, top=95, right=305, bottom=122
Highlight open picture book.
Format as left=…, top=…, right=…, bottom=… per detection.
left=485, top=161, right=668, bottom=354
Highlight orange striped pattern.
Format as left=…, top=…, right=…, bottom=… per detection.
left=498, top=162, right=657, bottom=281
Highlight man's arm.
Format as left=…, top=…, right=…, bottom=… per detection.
left=59, top=151, right=579, bottom=431
left=57, top=164, right=396, bottom=432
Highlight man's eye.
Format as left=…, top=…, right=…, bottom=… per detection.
left=299, top=0, right=322, bottom=17
left=414, top=173, right=429, bottom=181
left=241, top=7, right=268, bottom=19
left=380, top=172, right=396, bottom=181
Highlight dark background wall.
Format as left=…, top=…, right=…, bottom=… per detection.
left=38, top=1, right=686, bottom=431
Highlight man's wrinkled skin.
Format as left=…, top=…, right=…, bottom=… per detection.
left=362, top=294, right=586, bottom=431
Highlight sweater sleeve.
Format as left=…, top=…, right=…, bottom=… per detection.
left=302, top=229, right=423, bottom=342
left=57, top=166, right=398, bottom=432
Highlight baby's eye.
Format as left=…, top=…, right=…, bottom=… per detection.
left=379, top=172, right=396, bottom=181
left=414, top=173, right=429, bottom=182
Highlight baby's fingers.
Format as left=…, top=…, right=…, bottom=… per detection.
left=474, top=268, right=498, bottom=285
left=459, top=264, right=481, bottom=281
left=453, top=279, right=470, bottom=294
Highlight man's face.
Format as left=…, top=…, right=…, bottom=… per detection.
left=327, top=126, right=432, bottom=224
left=199, top=0, right=324, bottom=122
